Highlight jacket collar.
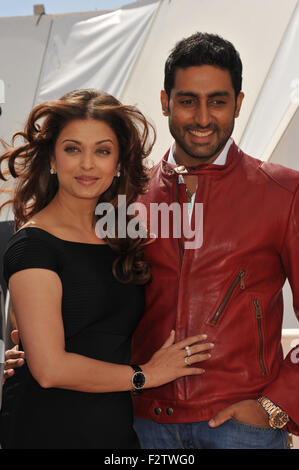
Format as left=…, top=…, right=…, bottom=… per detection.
left=160, top=140, right=243, bottom=179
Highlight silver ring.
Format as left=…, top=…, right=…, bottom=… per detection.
left=185, top=346, right=191, bottom=357
left=184, top=356, right=191, bottom=366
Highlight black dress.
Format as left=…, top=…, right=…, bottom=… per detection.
left=0, top=228, right=144, bottom=449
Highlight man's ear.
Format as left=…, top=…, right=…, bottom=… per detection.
left=234, top=91, right=244, bottom=118
left=160, top=90, right=169, bottom=117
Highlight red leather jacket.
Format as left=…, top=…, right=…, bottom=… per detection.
left=131, top=141, right=299, bottom=435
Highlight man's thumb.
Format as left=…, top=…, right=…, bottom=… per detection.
left=209, top=407, right=232, bottom=428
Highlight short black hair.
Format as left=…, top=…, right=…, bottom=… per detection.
left=164, top=32, right=243, bottom=98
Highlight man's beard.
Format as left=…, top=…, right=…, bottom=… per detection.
left=169, top=121, right=235, bottom=162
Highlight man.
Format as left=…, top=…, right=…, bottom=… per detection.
left=130, top=33, right=299, bottom=449
left=4, top=33, right=299, bottom=449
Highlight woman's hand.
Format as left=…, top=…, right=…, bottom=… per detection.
left=142, top=331, right=213, bottom=389
left=3, top=329, right=25, bottom=383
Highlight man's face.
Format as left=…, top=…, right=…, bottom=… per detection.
left=161, top=65, right=244, bottom=166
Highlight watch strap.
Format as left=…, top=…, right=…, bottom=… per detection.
left=258, top=396, right=280, bottom=414
left=130, top=364, right=142, bottom=374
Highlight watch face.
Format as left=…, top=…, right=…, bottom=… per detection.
left=133, top=371, right=146, bottom=390
left=270, top=410, right=289, bottom=429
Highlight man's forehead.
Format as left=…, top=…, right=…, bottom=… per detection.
left=172, top=65, right=234, bottom=94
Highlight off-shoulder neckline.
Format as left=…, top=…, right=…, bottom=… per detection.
left=17, top=226, right=110, bottom=247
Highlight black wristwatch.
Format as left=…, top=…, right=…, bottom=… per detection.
left=130, top=365, right=146, bottom=393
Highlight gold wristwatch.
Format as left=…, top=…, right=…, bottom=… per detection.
left=257, top=396, right=289, bottom=429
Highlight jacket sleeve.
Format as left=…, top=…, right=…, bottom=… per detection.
left=262, top=186, right=299, bottom=435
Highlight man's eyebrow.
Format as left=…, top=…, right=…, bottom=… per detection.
left=175, top=91, right=231, bottom=98
left=207, top=91, right=230, bottom=98
left=175, top=91, right=198, bottom=98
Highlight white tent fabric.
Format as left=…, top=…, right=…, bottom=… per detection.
left=0, top=80, right=4, bottom=104
left=239, top=1, right=299, bottom=161
left=35, top=1, right=159, bottom=103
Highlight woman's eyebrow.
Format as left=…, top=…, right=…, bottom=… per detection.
left=62, top=139, right=80, bottom=144
left=95, top=139, right=114, bottom=145
left=61, top=139, right=114, bottom=144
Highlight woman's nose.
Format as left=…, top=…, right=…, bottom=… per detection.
left=80, top=152, right=95, bottom=170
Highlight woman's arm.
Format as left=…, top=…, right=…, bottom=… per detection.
left=9, top=268, right=213, bottom=393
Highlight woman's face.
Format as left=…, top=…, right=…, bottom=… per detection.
left=52, top=118, right=120, bottom=203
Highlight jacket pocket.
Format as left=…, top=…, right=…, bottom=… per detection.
left=210, top=270, right=246, bottom=325
left=253, top=298, right=267, bottom=376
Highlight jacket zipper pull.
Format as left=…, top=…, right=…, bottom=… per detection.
left=239, top=270, right=245, bottom=290
left=210, top=269, right=246, bottom=325
left=253, top=298, right=267, bottom=376
left=254, top=298, right=262, bottom=318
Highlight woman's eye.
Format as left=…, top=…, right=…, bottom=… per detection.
left=64, top=146, right=79, bottom=153
left=96, top=148, right=111, bottom=155
left=62, top=146, right=112, bottom=155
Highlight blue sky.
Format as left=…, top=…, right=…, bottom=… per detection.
left=0, top=0, right=134, bottom=17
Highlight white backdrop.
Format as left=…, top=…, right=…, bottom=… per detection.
left=239, top=1, right=299, bottom=166
left=35, top=2, right=159, bottom=102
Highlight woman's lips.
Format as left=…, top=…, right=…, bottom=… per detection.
left=75, top=176, right=99, bottom=185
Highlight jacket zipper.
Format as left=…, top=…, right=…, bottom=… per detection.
left=210, top=270, right=246, bottom=325
left=176, top=181, right=185, bottom=266
left=253, top=298, right=267, bottom=375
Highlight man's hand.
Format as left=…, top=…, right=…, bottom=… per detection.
left=208, top=399, right=269, bottom=428
left=3, top=329, right=25, bottom=382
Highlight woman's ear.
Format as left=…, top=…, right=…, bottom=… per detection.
left=50, top=155, right=56, bottom=174
left=115, top=163, right=121, bottom=178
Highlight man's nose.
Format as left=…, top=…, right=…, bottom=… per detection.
left=194, top=102, right=211, bottom=128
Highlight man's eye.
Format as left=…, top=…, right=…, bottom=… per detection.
left=180, top=99, right=194, bottom=106
left=210, top=100, right=226, bottom=106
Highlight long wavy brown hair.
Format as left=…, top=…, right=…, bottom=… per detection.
left=0, top=89, right=156, bottom=284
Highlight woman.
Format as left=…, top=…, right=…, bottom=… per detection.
left=0, top=89, right=212, bottom=449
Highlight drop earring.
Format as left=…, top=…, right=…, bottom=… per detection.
left=50, top=168, right=56, bottom=175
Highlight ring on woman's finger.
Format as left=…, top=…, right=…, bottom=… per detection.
left=184, top=346, right=191, bottom=357
left=184, top=356, right=191, bottom=366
